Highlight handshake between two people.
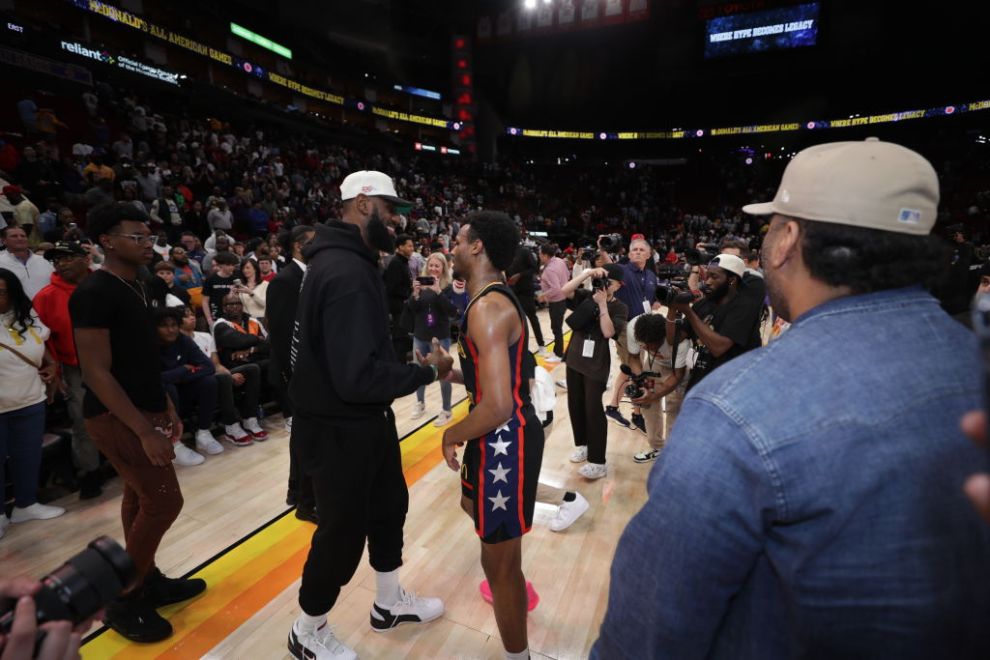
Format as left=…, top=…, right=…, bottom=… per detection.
left=415, top=338, right=456, bottom=382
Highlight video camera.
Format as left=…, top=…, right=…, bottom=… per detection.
left=0, top=537, right=136, bottom=650
left=620, top=364, right=659, bottom=399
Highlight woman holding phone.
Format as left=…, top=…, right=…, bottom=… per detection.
left=406, top=252, right=458, bottom=425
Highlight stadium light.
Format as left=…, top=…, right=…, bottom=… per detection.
left=524, top=0, right=537, bottom=9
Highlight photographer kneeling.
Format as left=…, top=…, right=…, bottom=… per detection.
left=625, top=310, right=692, bottom=464
left=560, top=265, right=628, bottom=479
left=668, top=253, right=763, bottom=390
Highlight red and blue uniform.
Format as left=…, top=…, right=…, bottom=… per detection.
left=458, top=282, right=544, bottom=544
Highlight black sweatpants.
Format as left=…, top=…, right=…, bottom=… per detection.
left=518, top=294, right=545, bottom=347
left=566, top=366, right=608, bottom=465
left=216, top=363, right=260, bottom=425
left=549, top=300, right=568, bottom=357
left=295, top=409, right=408, bottom=615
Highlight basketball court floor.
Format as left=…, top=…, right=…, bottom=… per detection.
left=0, top=311, right=656, bottom=659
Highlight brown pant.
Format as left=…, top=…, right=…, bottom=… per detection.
left=85, top=411, right=184, bottom=584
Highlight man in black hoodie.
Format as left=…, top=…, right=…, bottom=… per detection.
left=287, top=171, right=454, bottom=660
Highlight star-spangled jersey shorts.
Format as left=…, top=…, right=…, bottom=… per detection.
left=460, top=412, right=545, bottom=544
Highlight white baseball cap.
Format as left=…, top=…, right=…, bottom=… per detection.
left=339, top=170, right=413, bottom=207
left=708, top=253, right=747, bottom=279
left=742, top=138, right=939, bottom=236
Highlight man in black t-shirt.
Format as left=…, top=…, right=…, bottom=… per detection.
left=69, top=202, right=206, bottom=644
left=202, top=250, right=239, bottom=326
left=670, top=253, right=763, bottom=390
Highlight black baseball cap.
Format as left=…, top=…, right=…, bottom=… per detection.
left=44, top=241, right=87, bottom=261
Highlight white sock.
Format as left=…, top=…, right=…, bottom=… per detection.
left=505, top=649, right=529, bottom=660
left=296, top=611, right=327, bottom=633
left=375, top=569, right=401, bottom=605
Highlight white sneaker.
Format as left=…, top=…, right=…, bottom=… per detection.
left=242, top=417, right=269, bottom=440
left=284, top=416, right=293, bottom=433
left=172, top=442, right=205, bottom=467
left=579, top=462, right=607, bottom=480
left=543, top=354, right=562, bottom=363
left=433, top=410, right=452, bottom=427
left=195, top=430, right=224, bottom=455
left=555, top=380, right=567, bottom=390
left=288, top=620, right=356, bottom=660
left=10, top=503, right=65, bottom=523
left=569, top=446, right=588, bottom=463
left=370, top=587, right=444, bottom=632
left=550, top=492, right=590, bottom=532
left=0, top=515, right=9, bottom=539
left=225, top=423, right=252, bottom=445
left=410, top=401, right=426, bottom=420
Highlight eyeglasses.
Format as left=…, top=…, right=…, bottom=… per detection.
left=111, top=233, right=154, bottom=245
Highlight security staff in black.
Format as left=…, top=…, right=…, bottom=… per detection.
left=286, top=169, right=453, bottom=660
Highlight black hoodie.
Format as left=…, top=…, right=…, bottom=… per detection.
left=289, top=220, right=435, bottom=420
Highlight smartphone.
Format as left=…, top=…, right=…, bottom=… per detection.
left=232, top=278, right=242, bottom=286
left=416, top=276, right=435, bottom=286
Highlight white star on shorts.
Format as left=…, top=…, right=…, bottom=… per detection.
left=489, top=490, right=510, bottom=511
left=495, top=421, right=511, bottom=435
left=489, top=437, right=511, bottom=456
left=488, top=462, right=511, bottom=484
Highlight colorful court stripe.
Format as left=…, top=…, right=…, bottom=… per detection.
left=82, top=332, right=569, bottom=658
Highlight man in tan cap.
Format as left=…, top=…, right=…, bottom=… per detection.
left=593, top=138, right=990, bottom=659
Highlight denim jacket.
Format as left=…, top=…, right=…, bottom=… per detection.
left=593, top=287, right=990, bottom=659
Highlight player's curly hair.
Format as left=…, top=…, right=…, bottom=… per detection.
left=464, top=211, right=519, bottom=272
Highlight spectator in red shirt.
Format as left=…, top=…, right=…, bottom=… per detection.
left=32, top=241, right=104, bottom=498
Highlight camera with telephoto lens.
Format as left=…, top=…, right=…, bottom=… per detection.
left=655, top=283, right=695, bottom=307
left=620, top=364, right=658, bottom=400
left=0, top=537, right=136, bottom=645
left=685, top=244, right=716, bottom=266
left=581, top=248, right=598, bottom=264
left=598, top=233, right=622, bottom=251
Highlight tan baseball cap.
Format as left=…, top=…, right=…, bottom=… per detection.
left=742, top=138, right=939, bottom=236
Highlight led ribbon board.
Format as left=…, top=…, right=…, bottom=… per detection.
left=68, top=0, right=455, bottom=131
left=505, top=99, right=990, bottom=140
left=230, top=23, right=292, bottom=60
left=61, top=40, right=179, bottom=84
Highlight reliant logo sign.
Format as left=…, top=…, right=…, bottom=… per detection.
left=60, top=41, right=179, bottom=85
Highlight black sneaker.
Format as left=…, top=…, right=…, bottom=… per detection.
left=143, top=568, right=207, bottom=607
left=631, top=413, right=647, bottom=435
left=79, top=470, right=104, bottom=500
left=605, top=406, right=631, bottom=428
left=294, top=506, right=319, bottom=525
left=104, top=595, right=173, bottom=643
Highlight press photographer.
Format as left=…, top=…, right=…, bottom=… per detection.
left=606, top=238, right=658, bottom=432
left=624, top=305, right=692, bottom=464
left=559, top=265, right=628, bottom=479
left=668, top=253, right=763, bottom=390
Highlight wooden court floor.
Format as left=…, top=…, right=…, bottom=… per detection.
left=0, top=311, right=656, bottom=659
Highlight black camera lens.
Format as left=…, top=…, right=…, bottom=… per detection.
left=591, top=277, right=608, bottom=290
left=0, top=536, right=136, bottom=634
